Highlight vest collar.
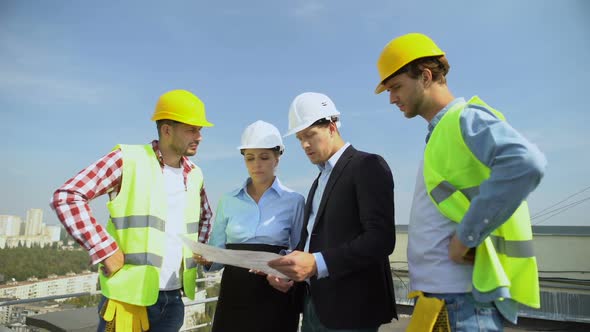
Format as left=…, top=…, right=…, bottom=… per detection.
left=426, top=98, right=465, bottom=143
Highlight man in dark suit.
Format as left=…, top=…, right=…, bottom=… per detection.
left=268, top=92, right=397, bottom=331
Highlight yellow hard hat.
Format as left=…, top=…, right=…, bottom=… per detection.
left=151, top=90, right=214, bottom=127
left=375, top=33, right=445, bottom=94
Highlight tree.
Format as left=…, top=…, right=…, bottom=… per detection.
left=0, top=246, right=96, bottom=283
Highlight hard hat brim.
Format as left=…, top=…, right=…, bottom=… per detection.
left=194, top=120, right=214, bottom=127
left=283, top=121, right=315, bottom=137
left=151, top=114, right=214, bottom=127
left=237, top=144, right=285, bottom=152
left=283, top=118, right=341, bottom=137
left=375, top=83, right=387, bottom=95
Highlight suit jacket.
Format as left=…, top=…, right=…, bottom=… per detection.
left=297, top=145, right=397, bottom=329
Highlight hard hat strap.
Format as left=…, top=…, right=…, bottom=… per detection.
left=311, top=116, right=339, bottom=127
left=240, top=146, right=283, bottom=156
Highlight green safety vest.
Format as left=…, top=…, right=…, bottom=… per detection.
left=423, top=96, right=540, bottom=309
left=98, top=144, right=202, bottom=306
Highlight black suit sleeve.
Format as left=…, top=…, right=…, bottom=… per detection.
left=321, top=153, right=396, bottom=279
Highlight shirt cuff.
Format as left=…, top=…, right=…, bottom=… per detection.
left=313, top=253, right=329, bottom=279
left=89, top=239, right=119, bottom=266
left=456, top=221, right=480, bottom=248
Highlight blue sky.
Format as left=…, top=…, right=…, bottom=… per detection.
left=1, top=0, right=589, bottom=227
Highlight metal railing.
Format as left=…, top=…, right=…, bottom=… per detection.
left=0, top=276, right=222, bottom=331
left=0, top=277, right=222, bottom=308
left=3, top=266, right=590, bottom=331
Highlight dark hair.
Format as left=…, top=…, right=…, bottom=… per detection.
left=156, top=119, right=180, bottom=136
left=311, top=116, right=339, bottom=128
left=403, top=55, right=450, bottom=84
left=240, top=146, right=283, bottom=156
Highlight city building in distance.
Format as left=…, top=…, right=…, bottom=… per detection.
left=0, top=209, right=62, bottom=249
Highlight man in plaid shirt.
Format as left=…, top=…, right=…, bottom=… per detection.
left=50, top=89, right=214, bottom=331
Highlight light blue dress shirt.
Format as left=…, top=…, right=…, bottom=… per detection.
left=305, top=142, right=351, bottom=279
left=426, top=97, right=546, bottom=322
left=207, top=177, right=305, bottom=271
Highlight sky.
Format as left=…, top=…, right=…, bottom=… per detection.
left=1, top=0, right=589, bottom=228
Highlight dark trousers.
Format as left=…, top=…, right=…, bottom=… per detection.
left=301, top=290, right=378, bottom=332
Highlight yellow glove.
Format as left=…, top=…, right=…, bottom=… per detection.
left=101, top=298, right=150, bottom=332
left=406, top=291, right=450, bottom=332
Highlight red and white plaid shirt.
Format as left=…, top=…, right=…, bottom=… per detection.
left=50, top=140, right=213, bottom=265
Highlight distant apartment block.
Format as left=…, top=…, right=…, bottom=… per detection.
left=0, top=271, right=99, bottom=324
left=24, top=209, right=43, bottom=236
left=0, top=271, right=98, bottom=301
left=0, top=209, right=63, bottom=249
left=0, top=271, right=208, bottom=330
left=0, top=215, right=23, bottom=237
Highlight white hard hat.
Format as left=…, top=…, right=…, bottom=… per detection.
left=284, top=92, right=341, bottom=137
left=238, top=120, right=285, bottom=154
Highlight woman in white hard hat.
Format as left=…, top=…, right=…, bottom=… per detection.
left=197, top=120, right=305, bottom=332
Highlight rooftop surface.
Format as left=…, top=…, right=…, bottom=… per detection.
left=11, top=305, right=589, bottom=332
left=378, top=307, right=590, bottom=332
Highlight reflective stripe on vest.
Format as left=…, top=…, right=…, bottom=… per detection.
left=430, top=181, right=480, bottom=203
left=429, top=181, right=535, bottom=259
left=125, top=253, right=164, bottom=267
left=423, top=96, right=540, bottom=309
left=111, top=215, right=165, bottom=231
left=185, top=257, right=198, bottom=270
left=490, top=236, right=534, bottom=258
left=186, top=222, right=200, bottom=234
